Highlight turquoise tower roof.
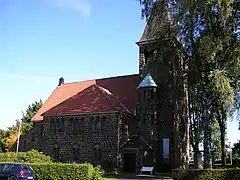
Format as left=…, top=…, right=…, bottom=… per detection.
left=137, top=73, right=157, bottom=89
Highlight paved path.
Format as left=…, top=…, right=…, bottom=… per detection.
left=104, top=173, right=173, bottom=180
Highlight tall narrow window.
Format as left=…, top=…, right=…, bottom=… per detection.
left=51, top=119, right=56, bottom=134
left=53, top=145, right=60, bottom=161
left=91, top=117, right=95, bottom=133
left=151, top=115, right=155, bottom=124
left=94, top=145, right=101, bottom=163
left=101, top=116, right=106, bottom=132
left=72, top=146, right=80, bottom=161
left=80, top=117, right=84, bottom=134
left=40, top=125, right=44, bottom=136
left=56, top=119, right=60, bottom=129
left=96, top=116, right=101, bottom=133
left=144, top=49, right=149, bottom=64
left=163, top=138, right=170, bottom=159
left=143, top=90, right=146, bottom=100
left=60, top=119, right=65, bottom=133
left=73, top=118, right=78, bottom=134
left=151, top=89, right=155, bottom=99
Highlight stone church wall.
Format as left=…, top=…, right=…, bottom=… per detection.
left=19, top=112, right=130, bottom=170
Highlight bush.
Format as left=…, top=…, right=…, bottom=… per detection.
left=0, top=150, right=105, bottom=179
left=172, top=168, right=240, bottom=180
left=92, top=165, right=105, bottom=180
left=31, top=163, right=95, bottom=180
left=0, top=149, right=52, bottom=163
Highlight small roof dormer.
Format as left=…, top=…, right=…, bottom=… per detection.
left=137, top=73, right=157, bottom=89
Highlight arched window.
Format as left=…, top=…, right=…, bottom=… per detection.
left=51, top=119, right=56, bottom=134
left=150, top=88, right=156, bottom=99
left=40, top=125, right=44, bottom=136
left=60, top=118, right=65, bottom=133
left=73, top=118, right=78, bottom=134
left=96, top=116, right=101, bottom=133
left=94, top=145, right=101, bottom=163
left=143, top=90, right=146, bottom=100
left=101, top=116, right=106, bottom=132
left=72, top=145, right=80, bottom=161
left=80, top=117, right=84, bottom=134
left=91, top=117, right=95, bottom=133
left=52, top=145, right=60, bottom=161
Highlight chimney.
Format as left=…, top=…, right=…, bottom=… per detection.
left=58, top=77, right=64, bottom=86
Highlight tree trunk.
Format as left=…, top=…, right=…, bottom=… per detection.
left=203, top=108, right=212, bottom=169
left=220, top=130, right=226, bottom=167
left=217, top=108, right=227, bottom=167
left=193, top=143, right=200, bottom=169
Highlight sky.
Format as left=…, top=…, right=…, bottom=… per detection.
left=0, top=0, right=239, bottom=146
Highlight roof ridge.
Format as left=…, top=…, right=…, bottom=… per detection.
left=60, top=74, right=139, bottom=85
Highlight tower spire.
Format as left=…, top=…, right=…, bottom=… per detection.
left=138, top=0, right=171, bottom=44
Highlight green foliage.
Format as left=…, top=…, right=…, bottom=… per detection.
left=0, top=150, right=104, bottom=179
left=31, top=163, right=95, bottom=180
left=0, top=149, right=52, bottom=163
left=172, top=168, right=240, bottom=180
left=92, top=165, right=105, bottom=180
left=232, top=140, right=240, bottom=159
left=137, top=0, right=240, bottom=168
left=0, top=100, right=43, bottom=152
left=20, top=99, right=43, bottom=135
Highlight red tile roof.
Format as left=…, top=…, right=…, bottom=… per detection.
left=43, top=84, right=131, bottom=116
left=32, top=74, right=139, bottom=121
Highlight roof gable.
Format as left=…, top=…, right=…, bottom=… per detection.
left=43, top=84, right=131, bottom=116
left=33, top=74, right=140, bottom=121
left=32, top=80, right=95, bottom=121
left=120, top=135, right=152, bottom=150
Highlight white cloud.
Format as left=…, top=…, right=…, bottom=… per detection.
left=49, top=0, right=92, bottom=17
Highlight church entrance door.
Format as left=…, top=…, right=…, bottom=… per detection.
left=123, top=153, right=136, bottom=172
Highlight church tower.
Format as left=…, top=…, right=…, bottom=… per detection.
left=136, top=73, right=158, bottom=167
left=136, top=0, right=189, bottom=172
left=136, top=73, right=158, bottom=144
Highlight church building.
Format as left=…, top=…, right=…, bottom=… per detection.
left=19, top=0, right=189, bottom=172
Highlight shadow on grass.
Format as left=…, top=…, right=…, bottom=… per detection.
left=103, top=173, right=172, bottom=179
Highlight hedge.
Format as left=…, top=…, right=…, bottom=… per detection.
left=31, top=163, right=104, bottom=180
left=0, top=149, right=52, bottom=163
left=0, top=150, right=104, bottom=179
left=172, top=168, right=240, bottom=180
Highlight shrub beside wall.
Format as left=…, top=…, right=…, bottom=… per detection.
left=0, top=149, right=52, bottom=163
left=0, top=150, right=104, bottom=180
left=31, top=163, right=96, bottom=180
left=172, top=168, right=240, bottom=180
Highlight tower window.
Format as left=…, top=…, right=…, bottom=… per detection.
left=143, top=114, right=146, bottom=124
left=143, top=90, right=146, bottom=100
left=151, top=89, right=156, bottom=99
left=151, top=115, right=155, bottom=124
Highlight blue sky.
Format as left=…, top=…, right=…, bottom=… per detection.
left=0, top=0, right=239, bottom=145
